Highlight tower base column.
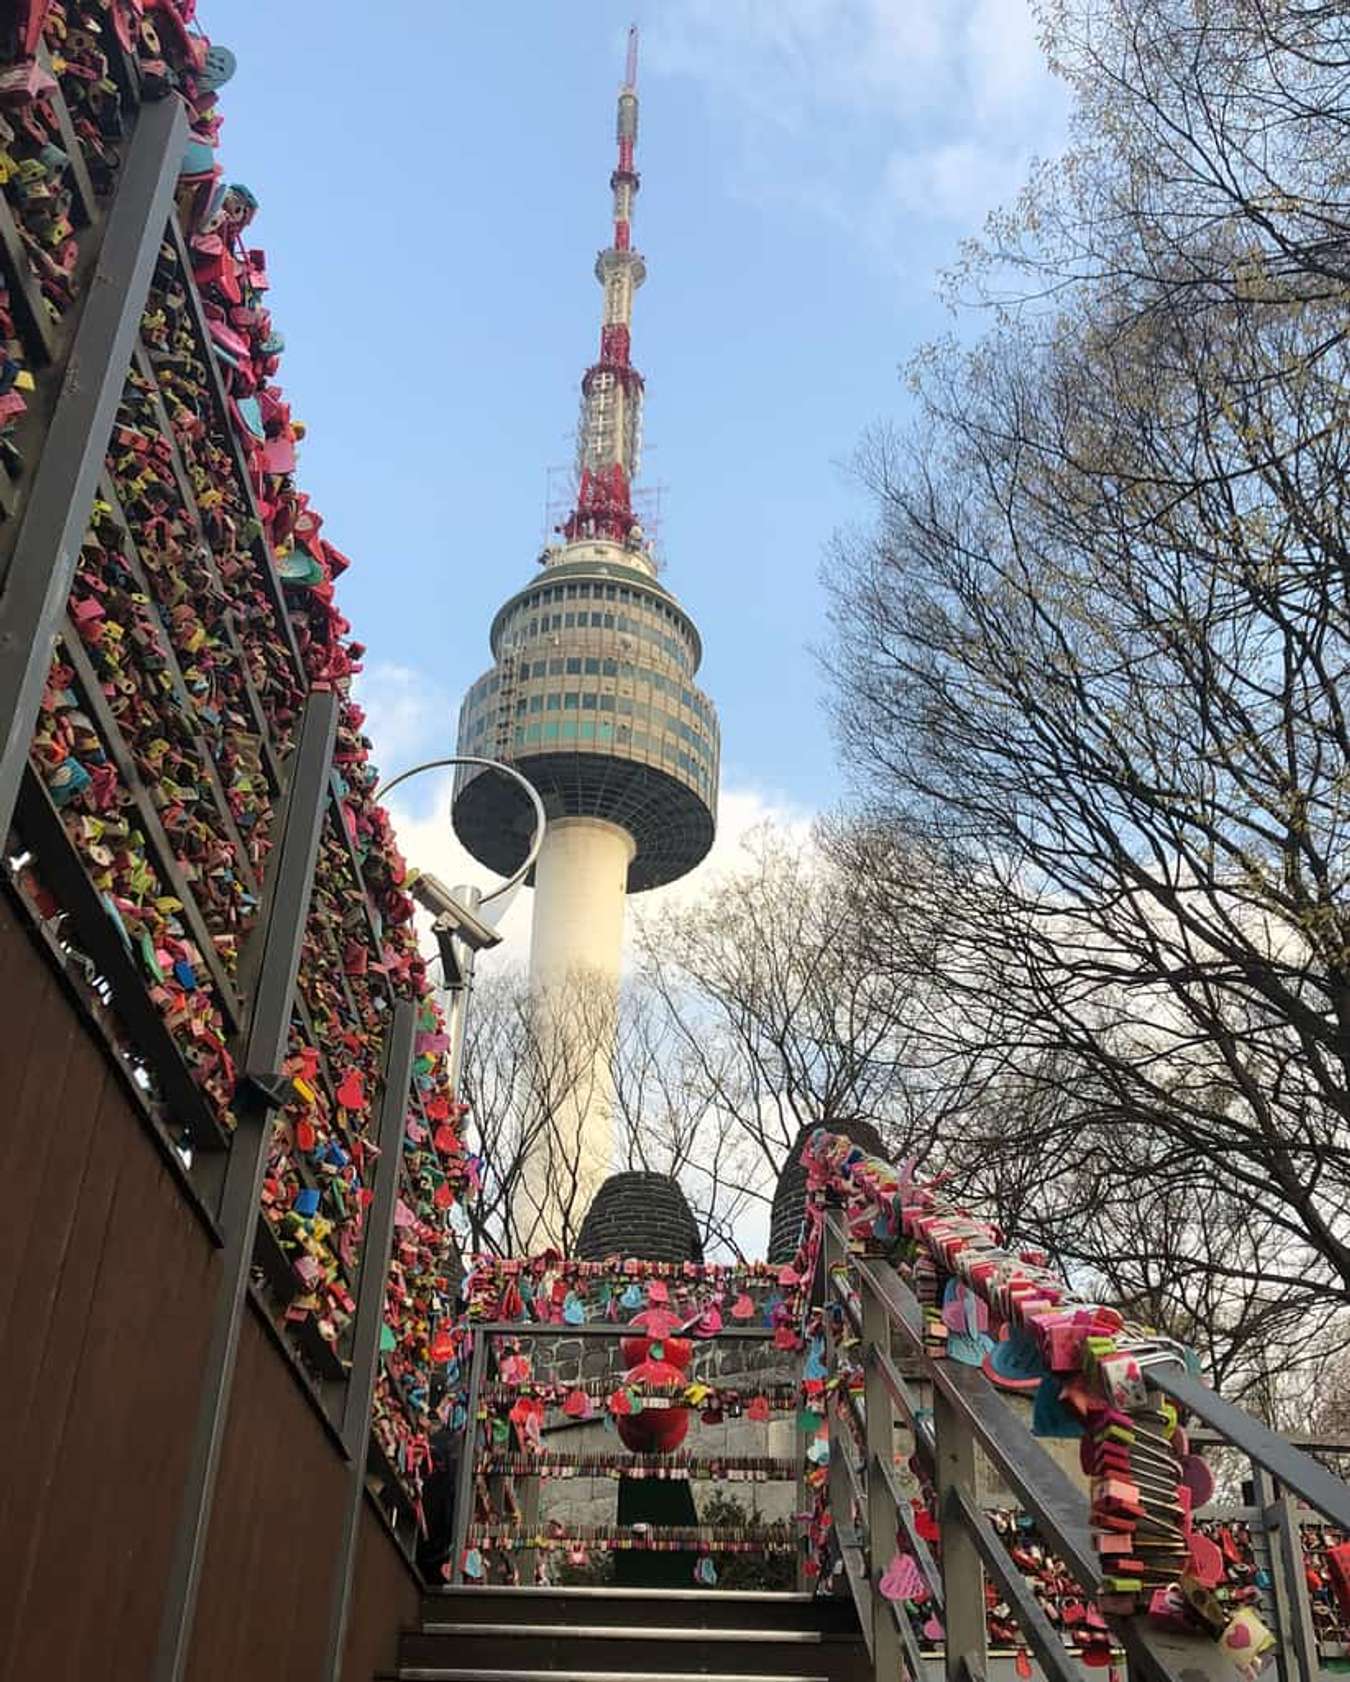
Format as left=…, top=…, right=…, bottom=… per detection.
left=514, top=817, right=635, bottom=1249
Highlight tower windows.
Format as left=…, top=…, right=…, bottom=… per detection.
left=564, top=692, right=579, bottom=709
left=546, top=694, right=561, bottom=711
left=566, top=657, right=581, bottom=674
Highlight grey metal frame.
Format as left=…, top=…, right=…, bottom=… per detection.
left=0, top=94, right=187, bottom=842
left=154, top=690, right=339, bottom=1682
left=324, top=996, right=419, bottom=1680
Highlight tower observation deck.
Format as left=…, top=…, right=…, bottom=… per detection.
left=450, top=28, right=719, bottom=1242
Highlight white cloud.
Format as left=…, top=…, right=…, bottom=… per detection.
left=354, top=660, right=454, bottom=784
left=644, top=0, right=1068, bottom=241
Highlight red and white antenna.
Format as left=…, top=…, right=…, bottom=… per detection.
left=562, top=24, right=648, bottom=550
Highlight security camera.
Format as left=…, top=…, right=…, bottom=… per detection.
left=409, top=871, right=502, bottom=952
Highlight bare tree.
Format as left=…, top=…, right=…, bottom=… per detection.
left=457, top=967, right=766, bottom=1259
left=635, top=828, right=983, bottom=1185
left=823, top=0, right=1350, bottom=1400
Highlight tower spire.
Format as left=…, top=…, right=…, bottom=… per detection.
left=563, top=24, right=647, bottom=550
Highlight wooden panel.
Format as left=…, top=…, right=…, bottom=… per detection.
left=0, top=897, right=219, bottom=1682
left=185, top=1307, right=349, bottom=1682
left=342, top=1497, right=424, bottom=1682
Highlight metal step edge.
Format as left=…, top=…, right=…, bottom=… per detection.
left=400, top=1671, right=835, bottom=1682
left=427, top=1585, right=820, bottom=1602
left=418, top=1623, right=826, bottom=1644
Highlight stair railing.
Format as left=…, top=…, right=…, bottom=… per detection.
left=447, top=1316, right=803, bottom=1589
left=815, top=1198, right=1350, bottom=1682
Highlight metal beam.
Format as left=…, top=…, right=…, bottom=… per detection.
left=860, top=1272, right=903, bottom=1682
left=1263, top=1474, right=1323, bottom=1682
left=933, top=1380, right=985, bottom=1682
left=153, top=689, right=338, bottom=1682
left=450, top=1331, right=488, bottom=1585
left=324, top=997, right=418, bottom=1680
left=1154, top=1363, right=1350, bottom=1532
left=0, top=94, right=187, bottom=842
left=946, top=1484, right=1081, bottom=1682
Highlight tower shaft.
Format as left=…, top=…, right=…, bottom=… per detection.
left=513, top=817, right=635, bottom=1245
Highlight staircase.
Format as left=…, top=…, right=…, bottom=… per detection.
left=392, top=1585, right=869, bottom=1682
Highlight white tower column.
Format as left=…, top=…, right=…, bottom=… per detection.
left=516, top=818, right=635, bottom=1247
left=529, top=816, right=634, bottom=991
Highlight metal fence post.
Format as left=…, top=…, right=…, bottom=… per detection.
left=1255, top=1466, right=1321, bottom=1682
left=933, top=1383, right=987, bottom=1681
left=324, top=997, right=418, bottom=1680
left=153, top=689, right=339, bottom=1682
left=449, top=1329, right=487, bottom=1585
left=862, top=1271, right=903, bottom=1680
left=0, top=95, right=186, bottom=841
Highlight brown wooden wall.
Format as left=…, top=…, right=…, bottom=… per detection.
left=0, top=896, right=421, bottom=1680
left=186, top=1310, right=349, bottom=1680
left=342, top=1500, right=424, bottom=1682
left=0, top=894, right=218, bottom=1681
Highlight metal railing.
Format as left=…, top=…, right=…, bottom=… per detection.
left=817, top=1206, right=1350, bottom=1682
left=448, top=1318, right=805, bottom=1590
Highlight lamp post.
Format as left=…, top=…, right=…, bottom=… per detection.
left=374, top=756, right=546, bottom=1102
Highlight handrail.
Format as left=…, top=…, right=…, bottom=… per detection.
left=811, top=1173, right=1350, bottom=1682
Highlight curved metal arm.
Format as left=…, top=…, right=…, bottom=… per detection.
left=373, top=755, right=546, bottom=906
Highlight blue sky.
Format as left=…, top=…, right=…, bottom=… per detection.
left=211, top=1, right=1067, bottom=913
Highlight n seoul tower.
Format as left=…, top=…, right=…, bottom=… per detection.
left=452, top=27, right=720, bottom=1237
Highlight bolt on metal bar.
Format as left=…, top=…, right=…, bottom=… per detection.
left=153, top=689, right=339, bottom=1682
left=0, top=94, right=187, bottom=842
left=323, top=996, right=418, bottom=1681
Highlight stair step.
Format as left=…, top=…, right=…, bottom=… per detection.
left=400, top=1629, right=865, bottom=1681
left=400, top=1672, right=837, bottom=1682
left=423, top=1584, right=859, bottom=1636
left=422, top=1623, right=829, bottom=1643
